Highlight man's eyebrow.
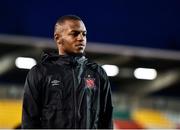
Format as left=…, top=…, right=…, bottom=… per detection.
left=70, top=30, right=87, bottom=33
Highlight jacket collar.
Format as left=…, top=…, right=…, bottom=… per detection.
left=41, top=49, right=87, bottom=66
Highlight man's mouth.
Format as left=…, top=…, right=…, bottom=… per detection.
left=76, top=44, right=85, bottom=48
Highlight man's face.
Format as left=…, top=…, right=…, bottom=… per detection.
left=55, top=20, right=87, bottom=55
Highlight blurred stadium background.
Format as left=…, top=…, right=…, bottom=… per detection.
left=0, top=0, right=180, bottom=129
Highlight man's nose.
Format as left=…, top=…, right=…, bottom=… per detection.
left=77, top=33, right=84, bottom=41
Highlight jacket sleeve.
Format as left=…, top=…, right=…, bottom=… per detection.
left=99, top=67, right=113, bottom=129
left=21, top=65, right=43, bottom=128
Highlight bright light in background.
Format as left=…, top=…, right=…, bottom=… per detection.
left=134, top=68, right=157, bottom=80
left=102, top=64, right=119, bottom=77
left=15, top=57, right=37, bottom=69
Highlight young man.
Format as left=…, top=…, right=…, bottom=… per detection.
left=22, top=15, right=113, bottom=129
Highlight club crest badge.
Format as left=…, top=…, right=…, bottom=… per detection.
left=85, top=76, right=95, bottom=89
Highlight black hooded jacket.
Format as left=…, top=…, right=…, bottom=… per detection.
left=22, top=51, right=113, bottom=129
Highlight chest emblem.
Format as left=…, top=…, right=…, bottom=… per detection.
left=85, top=75, right=95, bottom=89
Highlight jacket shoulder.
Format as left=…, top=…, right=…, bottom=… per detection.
left=27, top=63, right=46, bottom=80
left=86, top=60, right=108, bottom=78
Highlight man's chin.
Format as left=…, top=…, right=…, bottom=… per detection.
left=75, top=49, right=85, bottom=54
left=75, top=51, right=84, bottom=55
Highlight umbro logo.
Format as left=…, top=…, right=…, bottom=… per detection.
left=51, top=80, right=61, bottom=86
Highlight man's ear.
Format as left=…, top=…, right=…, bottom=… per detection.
left=54, top=34, right=61, bottom=44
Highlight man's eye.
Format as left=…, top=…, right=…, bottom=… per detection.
left=69, top=32, right=86, bottom=37
left=83, top=33, right=87, bottom=36
left=70, top=32, right=79, bottom=36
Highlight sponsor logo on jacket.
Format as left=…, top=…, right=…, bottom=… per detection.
left=51, top=80, right=61, bottom=86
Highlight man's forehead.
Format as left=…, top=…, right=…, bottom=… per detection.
left=62, top=20, right=86, bottom=30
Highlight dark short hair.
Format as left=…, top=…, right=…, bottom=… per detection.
left=54, top=15, right=83, bottom=34
left=56, top=15, right=82, bottom=25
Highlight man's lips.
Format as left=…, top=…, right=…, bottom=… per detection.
left=75, top=44, right=85, bottom=48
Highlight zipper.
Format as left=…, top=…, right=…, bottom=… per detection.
left=72, top=68, right=77, bottom=129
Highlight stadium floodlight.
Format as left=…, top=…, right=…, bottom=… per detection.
left=102, top=64, right=119, bottom=77
left=15, top=57, right=37, bottom=69
left=134, top=67, right=157, bottom=80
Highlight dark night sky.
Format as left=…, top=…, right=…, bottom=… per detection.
left=0, top=0, right=179, bottom=50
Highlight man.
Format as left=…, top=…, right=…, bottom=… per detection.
left=22, top=15, right=113, bottom=129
